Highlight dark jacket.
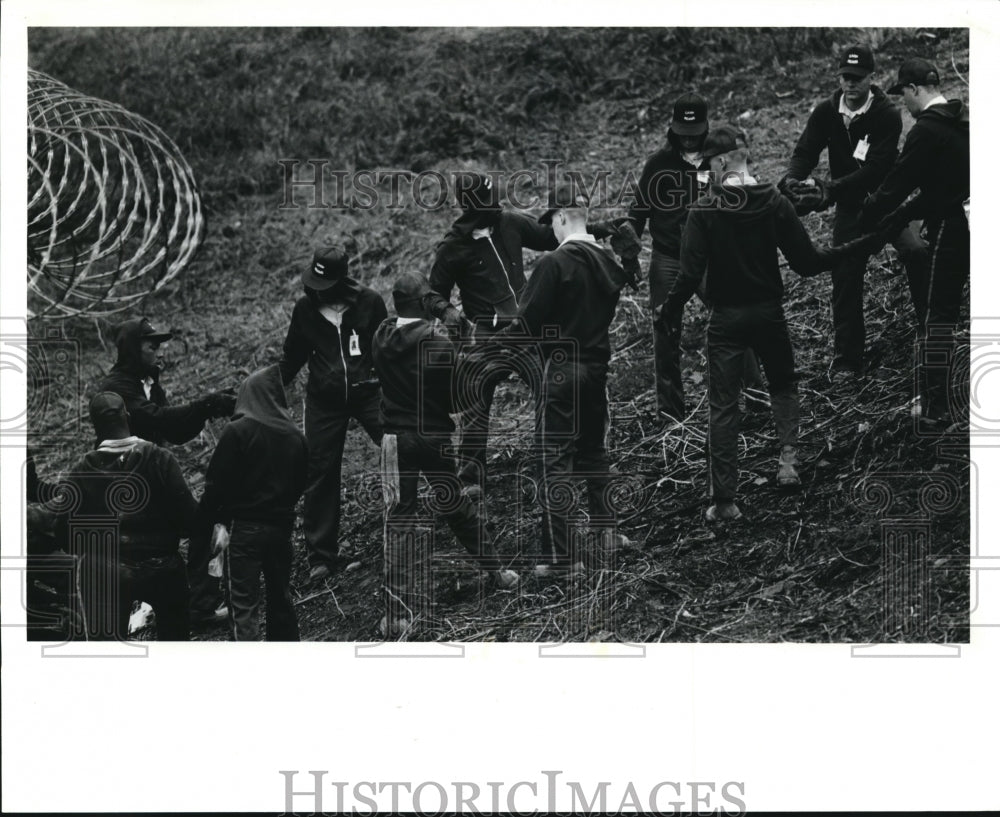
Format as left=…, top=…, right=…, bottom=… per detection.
left=862, top=99, right=970, bottom=224
left=425, top=210, right=559, bottom=326
left=98, top=323, right=212, bottom=446
left=669, top=183, right=832, bottom=310
left=511, top=238, right=630, bottom=365
left=628, top=129, right=710, bottom=258
left=55, top=438, right=199, bottom=562
left=278, top=280, right=388, bottom=407
left=200, top=366, right=308, bottom=529
left=786, top=86, right=901, bottom=207
left=372, top=318, right=457, bottom=434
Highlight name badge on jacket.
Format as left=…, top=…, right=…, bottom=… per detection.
left=349, top=330, right=361, bottom=356
left=853, top=135, right=870, bottom=162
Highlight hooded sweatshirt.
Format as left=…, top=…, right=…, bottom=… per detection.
left=199, top=365, right=309, bottom=528
left=669, top=182, right=832, bottom=310
left=512, top=238, right=631, bottom=364
left=628, top=129, right=711, bottom=258
left=372, top=319, right=457, bottom=434
left=98, top=320, right=212, bottom=446
left=55, top=438, right=199, bottom=562
left=862, top=99, right=970, bottom=224
left=786, top=85, right=901, bottom=207
left=425, top=209, right=559, bottom=327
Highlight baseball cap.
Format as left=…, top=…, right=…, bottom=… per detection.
left=455, top=171, right=501, bottom=211
left=537, top=181, right=590, bottom=225
left=701, top=126, right=742, bottom=159
left=115, top=317, right=172, bottom=346
left=89, top=391, right=129, bottom=435
left=670, top=92, right=709, bottom=137
left=302, top=246, right=349, bottom=291
left=887, top=58, right=941, bottom=94
left=391, top=272, right=431, bottom=310
left=839, top=45, right=875, bottom=78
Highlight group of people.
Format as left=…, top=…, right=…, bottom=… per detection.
left=39, top=46, right=969, bottom=640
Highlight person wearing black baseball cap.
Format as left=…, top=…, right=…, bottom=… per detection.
left=98, top=315, right=237, bottom=626
left=278, top=244, right=388, bottom=582
left=54, top=391, right=200, bottom=640
left=861, top=58, right=969, bottom=428
left=627, top=93, right=765, bottom=420
left=780, top=44, right=930, bottom=381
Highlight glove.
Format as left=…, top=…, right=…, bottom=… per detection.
left=656, top=300, right=683, bottom=345
left=777, top=175, right=796, bottom=196
left=607, top=219, right=642, bottom=290
left=783, top=177, right=831, bottom=215
left=586, top=220, right=617, bottom=241
left=442, top=306, right=473, bottom=340
left=201, top=389, right=237, bottom=420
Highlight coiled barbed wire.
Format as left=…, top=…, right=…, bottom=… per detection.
left=27, top=69, right=204, bottom=319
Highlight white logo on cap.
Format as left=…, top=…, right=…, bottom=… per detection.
left=683, top=112, right=695, bottom=120
left=848, top=54, right=859, bottom=64
left=484, top=177, right=493, bottom=190
left=315, top=263, right=326, bottom=275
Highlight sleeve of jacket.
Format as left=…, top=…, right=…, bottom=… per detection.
left=158, top=449, right=199, bottom=536
left=198, top=424, right=240, bottom=528
left=786, top=104, right=828, bottom=180
left=668, top=209, right=710, bottom=310
left=627, top=155, right=656, bottom=238
left=112, top=376, right=209, bottom=446
left=828, top=107, right=901, bottom=202
left=363, top=291, right=389, bottom=340
left=425, top=243, right=458, bottom=320
left=278, top=299, right=311, bottom=386
left=773, top=197, right=831, bottom=277
left=513, top=212, right=559, bottom=252
left=515, top=256, right=559, bottom=337
left=862, top=122, right=933, bottom=224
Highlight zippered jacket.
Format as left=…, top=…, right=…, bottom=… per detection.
left=425, top=210, right=558, bottom=326
left=785, top=86, right=901, bottom=207
left=278, top=281, right=388, bottom=407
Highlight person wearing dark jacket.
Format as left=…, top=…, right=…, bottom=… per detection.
left=629, top=93, right=764, bottom=419
left=666, top=128, right=872, bottom=521
left=279, top=246, right=388, bottom=582
left=860, top=58, right=970, bottom=427
left=423, top=171, right=613, bottom=498
left=55, top=392, right=199, bottom=640
left=373, top=272, right=518, bottom=637
left=97, top=316, right=233, bottom=627
left=781, top=45, right=930, bottom=378
left=500, top=184, right=630, bottom=575
left=199, top=365, right=308, bottom=641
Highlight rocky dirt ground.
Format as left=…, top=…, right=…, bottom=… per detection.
left=25, top=27, right=970, bottom=643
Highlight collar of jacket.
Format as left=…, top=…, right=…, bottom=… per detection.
left=829, top=84, right=892, bottom=119
left=450, top=209, right=503, bottom=238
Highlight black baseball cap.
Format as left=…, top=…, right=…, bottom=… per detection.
left=391, top=272, right=431, bottom=310
left=115, top=317, right=172, bottom=346
left=302, top=246, right=349, bottom=291
left=537, top=181, right=590, bottom=225
left=701, top=126, right=742, bottom=159
left=839, top=45, right=875, bottom=78
left=670, top=92, right=709, bottom=136
left=887, top=58, right=941, bottom=94
left=89, top=391, right=129, bottom=437
left=454, top=171, right=500, bottom=212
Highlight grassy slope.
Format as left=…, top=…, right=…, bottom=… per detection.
left=28, top=27, right=970, bottom=642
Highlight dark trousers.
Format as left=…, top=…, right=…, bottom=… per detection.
left=921, top=215, right=970, bottom=420
left=303, top=391, right=382, bottom=569
left=79, top=552, right=190, bottom=641
left=385, top=430, right=502, bottom=617
left=832, top=205, right=930, bottom=371
left=456, top=373, right=499, bottom=492
left=223, top=520, right=299, bottom=641
left=707, top=302, right=799, bottom=503
left=649, top=250, right=764, bottom=418
left=535, top=358, right=617, bottom=563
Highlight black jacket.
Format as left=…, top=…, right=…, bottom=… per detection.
left=862, top=99, right=970, bottom=224
left=98, top=323, right=212, bottom=446
left=55, top=439, right=199, bottom=562
left=510, top=238, right=630, bottom=365
left=278, top=281, right=388, bottom=407
left=425, top=210, right=558, bottom=326
left=372, top=319, right=457, bottom=434
left=786, top=86, right=901, bottom=207
left=669, top=183, right=832, bottom=310
left=628, top=130, right=710, bottom=258
left=200, top=366, right=308, bottom=529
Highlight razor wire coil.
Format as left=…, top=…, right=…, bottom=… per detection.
left=27, top=69, right=204, bottom=319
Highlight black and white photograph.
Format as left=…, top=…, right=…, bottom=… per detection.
left=2, top=1, right=998, bottom=813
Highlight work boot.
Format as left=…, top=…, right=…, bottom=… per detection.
left=776, top=445, right=801, bottom=489
left=705, top=502, right=742, bottom=523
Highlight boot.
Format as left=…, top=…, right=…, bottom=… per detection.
left=776, top=445, right=801, bottom=489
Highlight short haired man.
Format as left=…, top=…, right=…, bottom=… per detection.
left=860, top=58, right=969, bottom=428
left=279, top=245, right=388, bottom=582
left=781, top=45, right=930, bottom=379
left=629, top=93, right=764, bottom=419
left=98, top=316, right=234, bottom=626
left=501, top=183, right=631, bottom=575
left=373, top=272, right=518, bottom=637
left=666, top=128, right=872, bottom=521
left=55, top=392, right=199, bottom=640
